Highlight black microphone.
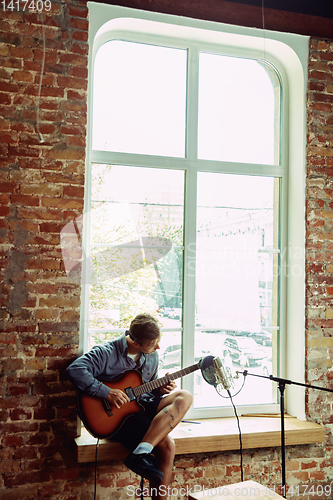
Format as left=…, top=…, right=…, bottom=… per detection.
left=213, top=356, right=234, bottom=391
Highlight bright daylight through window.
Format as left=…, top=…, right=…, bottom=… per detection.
left=84, top=9, right=287, bottom=418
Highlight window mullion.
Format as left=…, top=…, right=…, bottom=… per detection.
left=182, top=167, right=198, bottom=391
left=182, top=45, right=199, bottom=393
left=79, top=156, right=93, bottom=355
left=185, top=46, right=199, bottom=161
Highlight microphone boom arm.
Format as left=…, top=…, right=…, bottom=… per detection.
left=237, top=370, right=333, bottom=498
left=239, top=370, right=333, bottom=393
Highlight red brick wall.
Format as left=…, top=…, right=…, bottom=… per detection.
left=306, top=39, right=333, bottom=426
left=0, top=1, right=333, bottom=499
left=0, top=1, right=88, bottom=498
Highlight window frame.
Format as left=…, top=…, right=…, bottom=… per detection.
left=83, top=2, right=309, bottom=419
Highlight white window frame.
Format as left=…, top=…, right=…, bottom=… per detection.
left=82, top=2, right=309, bottom=419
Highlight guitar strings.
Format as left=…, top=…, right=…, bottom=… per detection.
left=134, top=362, right=200, bottom=396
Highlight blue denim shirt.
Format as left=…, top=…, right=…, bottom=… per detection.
left=66, top=332, right=159, bottom=400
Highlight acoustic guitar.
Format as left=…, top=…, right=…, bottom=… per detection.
left=77, top=361, right=202, bottom=439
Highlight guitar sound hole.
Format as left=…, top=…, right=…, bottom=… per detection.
left=102, top=399, right=113, bottom=417
left=125, top=387, right=136, bottom=402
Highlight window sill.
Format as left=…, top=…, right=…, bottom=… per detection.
left=74, top=414, right=325, bottom=463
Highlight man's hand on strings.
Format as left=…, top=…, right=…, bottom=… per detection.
left=107, top=388, right=129, bottom=408
left=159, top=373, right=177, bottom=395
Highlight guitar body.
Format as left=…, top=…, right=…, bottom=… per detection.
left=77, top=359, right=203, bottom=440
left=77, top=370, right=144, bottom=439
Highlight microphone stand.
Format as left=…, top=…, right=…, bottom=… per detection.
left=239, top=370, right=333, bottom=498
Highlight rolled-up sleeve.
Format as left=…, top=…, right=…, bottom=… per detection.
left=66, top=345, right=113, bottom=399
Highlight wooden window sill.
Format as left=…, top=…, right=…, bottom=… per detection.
left=74, top=414, right=325, bottom=463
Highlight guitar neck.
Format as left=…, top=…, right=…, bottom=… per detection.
left=134, top=362, right=200, bottom=398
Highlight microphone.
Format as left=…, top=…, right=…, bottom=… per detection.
left=213, top=356, right=234, bottom=391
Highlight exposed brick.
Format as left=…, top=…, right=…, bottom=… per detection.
left=24, top=358, right=46, bottom=371
left=45, top=149, right=85, bottom=161
left=17, top=207, right=62, bottom=221
left=301, top=460, right=319, bottom=469
left=57, top=75, right=88, bottom=90
left=0, top=182, right=19, bottom=194
left=65, top=135, right=86, bottom=148
left=0, top=93, right=12, bottom=105
left=59, top=53, right=88, bottom=66
left=307, top=36, right=333, bottom=477
left=12, top=71, right=33, bottom=83
left=59, top=125, right=85, bottom=136
left=1, top=359, right=24, bottom=371
left=67, top=89, right=86, bottom=100
left=33, top=408, right=55, bottom=420
left=41, top=197, right=84, bottom=210
left=26, top=259, right=60, bottom=270
left=71, top=30, right=89, bottom=42
left=2, top=434, right=24, bottom=448
left=8, top=386, right=29, bottom=397
left=10, top=195, right=39, bottom=207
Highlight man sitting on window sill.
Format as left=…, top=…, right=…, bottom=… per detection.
left=66, top=313, right=193, bottom=500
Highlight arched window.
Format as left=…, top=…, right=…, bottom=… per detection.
left=82, top=4, right=308, bottom=418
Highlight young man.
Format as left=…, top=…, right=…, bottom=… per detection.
left=66, top=314, right=193, bottom=499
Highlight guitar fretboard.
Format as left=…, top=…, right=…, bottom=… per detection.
left=133, top=362, right=200, bottom=397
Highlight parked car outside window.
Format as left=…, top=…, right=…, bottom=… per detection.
left=222, top=336, right=267, bottom=367
left=248, top=330, right=272, bottom=346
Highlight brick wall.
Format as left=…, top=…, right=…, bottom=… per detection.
left=0, top=1, right=333, bottom=498
left=0, top=1, right=88, bottom=498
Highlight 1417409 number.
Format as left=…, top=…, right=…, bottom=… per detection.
left=1, top=0, right=52, bottom=11
left=283, top=485, right=332, bottom=497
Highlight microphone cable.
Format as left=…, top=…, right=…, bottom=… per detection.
left=228, top=389, right=244, bottom=482
left=215, top=383, right=244, bottom=482
left=215, top=375, right=246, bottom=399
left=201, top=356, right=246, bottom=481
left=94, top=438, right=100, bottom=500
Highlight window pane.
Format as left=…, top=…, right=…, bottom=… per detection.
left=158, top=330, right=182, bottom=391
left=88, top=164, right=184, bottom=348
left=198, top=53, right=279, bottom=164
left=193, top=173, right=279, bottom=409
left=92, top=41, right=187, bottom=157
